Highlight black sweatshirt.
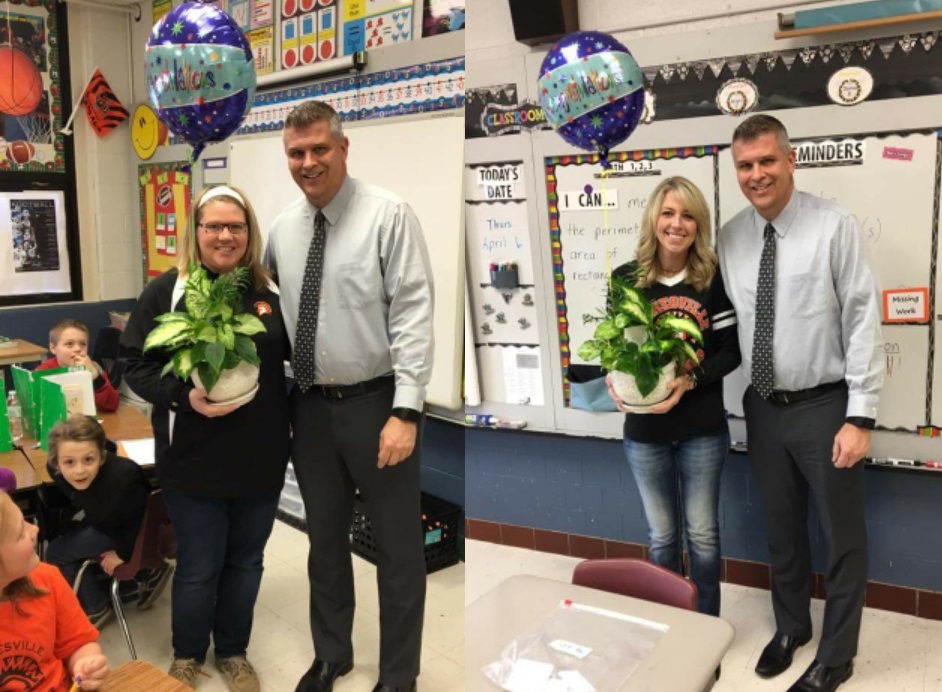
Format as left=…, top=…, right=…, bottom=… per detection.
left=120, top=268, right=291, bottom=498
left=613, top=262, right=741, bottom=443
left=49, top=452, right=150, bottom=561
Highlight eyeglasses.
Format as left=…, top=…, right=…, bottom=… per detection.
left=199, top=222, right=248, bottom=235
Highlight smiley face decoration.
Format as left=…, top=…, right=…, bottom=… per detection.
left=537, top=31, right=645, bottom=167
left=145, top=1, right=256, bottom=161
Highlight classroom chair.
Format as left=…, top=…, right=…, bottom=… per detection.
left=92, top=326, right=125, bottom=388
left=73, top=490, right=176, bottom=659
left=572, top=557, right=699, bottom=611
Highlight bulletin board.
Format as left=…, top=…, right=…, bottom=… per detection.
left=137, top=162, right=191, bottom=281
left=464, top=16, right=942, bottom=449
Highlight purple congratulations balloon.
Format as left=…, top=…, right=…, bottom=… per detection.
left=146, top=1, right=256, bottom=161
left=538, top=31, right=645, bottom=165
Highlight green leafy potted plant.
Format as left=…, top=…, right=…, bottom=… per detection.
left=577, top=273, right=703, bottom=408
left=143, top=264, right=267, bottom=404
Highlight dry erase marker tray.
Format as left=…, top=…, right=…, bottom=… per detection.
left=350, top=492, right=461, bottom=573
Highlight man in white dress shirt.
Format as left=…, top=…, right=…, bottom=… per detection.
left=266, top=100, right=434, bottom=692
left=718, top=114, right=883, bottom=692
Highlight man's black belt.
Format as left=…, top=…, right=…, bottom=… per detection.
left=313, top=374, right=394, bottom=399
left=769, top=380, right=845, bottom=405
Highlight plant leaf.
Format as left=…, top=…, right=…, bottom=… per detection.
left=197, top=323, right=217, bottom=342
left=191, top=341, right=207, bottom=364
left=173, top=348, right=195, bottom=380
left=577, top=340, right=601, bottom=362
left=594, top=320, right=620, bottom=340
left=205, top=341, right=225, bottom=373
left=160, top=361, right=176, bottom=378
left=223, top=351, right=241, bottom=369
left=154, top=312, right=193, bottom=324
left=618, top=299, right=649, bottom=326
left=217, top=324, right=235, bottom=350
left=196, top=362, right=219, bottom=394
left=234, top=334, right=260, bottom=366
left=232, top=314, right=267, bottom=336
left=144, top=321, right=192, bottom=352
left=635, top=353, right=657, bottom=398
left=679, top=340, right=700, bottom=365
left=657, top=315, right=703, bottom=344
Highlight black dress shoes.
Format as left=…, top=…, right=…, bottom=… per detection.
left=787, top=659, right=854, bottom=692
left=295, top=659, right=354, bottom=692
left=755, top=631, right=812, bottom=678
left=371, top=681, right=417, bottom=692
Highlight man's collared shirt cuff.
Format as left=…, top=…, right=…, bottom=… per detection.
left=846, top=393, right=878, bottom=420
left=393, top=384, right=424, bottom=411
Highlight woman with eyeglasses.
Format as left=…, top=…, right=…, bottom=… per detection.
left=121, top=186, right=290, bottom=691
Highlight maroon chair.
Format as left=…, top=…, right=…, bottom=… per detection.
left=73, top=490, right=177, bottom=659
left=572, top=557, right=698, bottom=611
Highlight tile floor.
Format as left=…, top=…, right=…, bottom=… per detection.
left=96, top=519, right=465, bottom=692
left=465, top=539, right=942, bottom=692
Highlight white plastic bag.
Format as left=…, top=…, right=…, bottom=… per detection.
left=482, top=599, right=668, bottom=691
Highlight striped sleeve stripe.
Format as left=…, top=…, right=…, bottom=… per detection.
left=714, top=309, right=735, bottom=321
left=713, top=316, right=738, bottom=330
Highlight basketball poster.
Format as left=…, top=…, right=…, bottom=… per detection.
left=0, top=0, right=65, bottom=173
left=138, top=162, right=191, bottom=281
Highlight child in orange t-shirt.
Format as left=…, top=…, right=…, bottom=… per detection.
left=0, top=491, right=109, bottom=691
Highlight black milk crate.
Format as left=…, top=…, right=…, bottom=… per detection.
left=350, top=492, right=461, bottom=574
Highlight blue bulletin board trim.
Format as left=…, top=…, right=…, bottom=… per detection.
left=168, top=57, right=464, bottom=144
left=545, top=146, right=721, bottom=404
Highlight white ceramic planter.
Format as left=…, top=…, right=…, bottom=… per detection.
left=610, top=362, right=677, bottom=410
left=192, top=360, right=260, bottom=404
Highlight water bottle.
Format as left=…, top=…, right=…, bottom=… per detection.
left=6, top=391, right=22, bottom=443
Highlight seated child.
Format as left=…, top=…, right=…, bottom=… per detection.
left=37, top=319, right=119, bottom=413
left=0, top=490, right=109, bottom=691
left=44, top=415, right=172, bottom=628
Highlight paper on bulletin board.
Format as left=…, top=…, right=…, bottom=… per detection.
left=343, top=0, right=413, bottom=54
left=249, top=26, right=275, bottom=75
left=229, top=0, right=250, bottom=29
left=251, top=0, right=274, bottom=30
left=883, top=287, right=929, bottom=323
left=0, top=191, right=71, bottom=296
left=281, top=0, right=336, bottom=68
left=502, top=347, right=543, bottom=406
left=138, top=163, right=191, bottom=281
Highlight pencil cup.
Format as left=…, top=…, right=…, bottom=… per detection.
left=490, top=267, right=519, bottom=289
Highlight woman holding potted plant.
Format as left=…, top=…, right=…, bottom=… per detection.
left=605, top=176, right=740, bottom=616
left=121, top=186, right=290, bottom=691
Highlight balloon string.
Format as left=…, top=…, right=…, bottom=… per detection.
left=602, top=160, right=612, bottom=294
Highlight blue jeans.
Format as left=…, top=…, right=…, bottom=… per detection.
left=623, top=430, right=728, bottom=615
left=162, top=489, right=280, bottom=662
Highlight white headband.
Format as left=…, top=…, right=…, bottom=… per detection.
left=199, top=185, right=246, bottom=208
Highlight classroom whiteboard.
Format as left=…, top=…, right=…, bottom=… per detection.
left=229, top=114, right=465, bottom=409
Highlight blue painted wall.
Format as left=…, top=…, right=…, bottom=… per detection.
left=466, top=427, right=942, bottom=592
left=422, top=417, right=466, bottom=558
left=0, top=299, right=137, bottom=359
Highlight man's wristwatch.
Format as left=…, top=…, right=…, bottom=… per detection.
left=845, top=416, right=875, bottom=430
left=685, top=371, right=699, bottom=390
left=391, top=407, right=421, bottom=423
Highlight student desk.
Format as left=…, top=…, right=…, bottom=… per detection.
left=0, top=446, right=44, bottom=491
left=466, top=575, right=735, bottom=692
left=0, top=339, right=47, bottom=367
left=99, top=660, right=192, bottom=692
